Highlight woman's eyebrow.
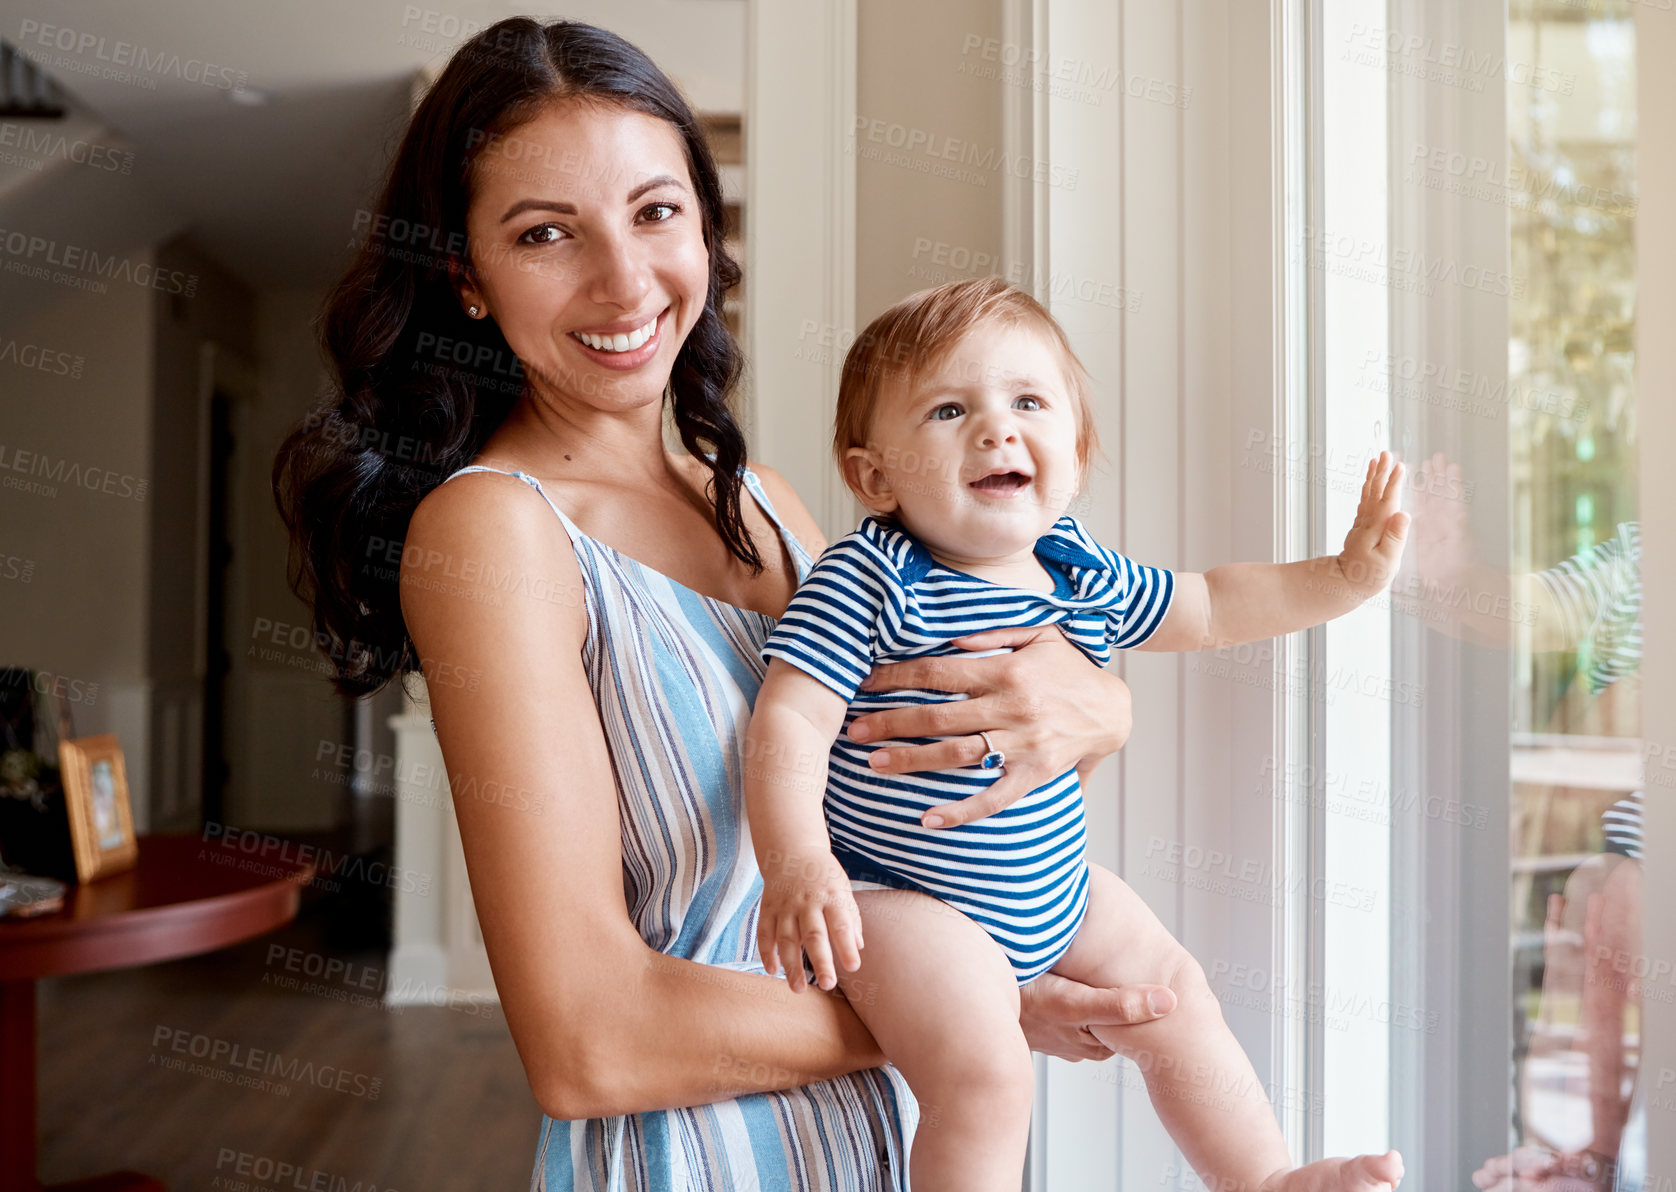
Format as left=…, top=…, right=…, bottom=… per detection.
left=500, top=197, right=577, bottom=223
left=626, top=173, right=686, bottom=202
left=499, top=174, right=687, bottom=224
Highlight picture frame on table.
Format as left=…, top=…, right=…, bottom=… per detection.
left=57, top=733, right=138, bottom=882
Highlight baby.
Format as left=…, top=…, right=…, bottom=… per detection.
left=744, top=278, right=1409, bottom=1192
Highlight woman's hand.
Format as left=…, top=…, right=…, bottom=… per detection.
left=1471, top=1147, right=1616, bottom=1192
left=846, top=624, right=1132, bottom=828
left=1019, top=972, right=1178, bottom=1061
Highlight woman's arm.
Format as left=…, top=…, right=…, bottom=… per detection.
left=401, top=473, right=882, bottom=1121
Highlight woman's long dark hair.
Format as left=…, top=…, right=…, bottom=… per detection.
left=273, top=18, right=752, bottom=697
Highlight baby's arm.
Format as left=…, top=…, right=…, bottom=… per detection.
left=744, top=659, right=861, bottom=993
left=1139, top=451, right=1411, bottom=652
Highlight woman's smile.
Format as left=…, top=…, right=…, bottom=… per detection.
left=567, top=307, right=668, bottom=370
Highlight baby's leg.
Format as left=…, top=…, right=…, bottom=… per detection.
left=839, top=887, right=1035, bottom=1192
left=1051, top=864, right=1403, bottom=1192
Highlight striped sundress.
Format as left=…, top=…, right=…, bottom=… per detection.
left=437, top=464, right=916, bottom=1192
left=759, top=513, right=1175, bottom=982
left=1533, top=520, right=1642, bottom=697
left=1532, top=521, right=1645, bottom=856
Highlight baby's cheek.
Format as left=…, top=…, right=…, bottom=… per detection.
left=886, top=464, right=959, bottom=515
left=890, top=452, right=960, bottom=497
left=891, top=485, right=980, bottom=555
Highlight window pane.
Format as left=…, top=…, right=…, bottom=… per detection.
left=1319, top=0, right=1393, bottom=1160
left=1367, top=1, right=1642, bottom=1185
left=1504, top=0, right=1641, bottom=1176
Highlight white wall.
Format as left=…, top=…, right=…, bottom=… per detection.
left=0, top=271, right=153, bottom=684
left=855, top=0, right=1007, bottom=322
left=0, top=216, right=343, bottom=836
left=743, top=0, right=1010, bottom=541
left=0, top=250, right=157, bottom=823
left=224, top=285, right=351, bottom=832
left=0, top=93, right=263, bottom=832
left=0, top=220, right=263, bottom=833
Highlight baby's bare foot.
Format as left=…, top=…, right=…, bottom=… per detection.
left=1259, top=1151, right=1404, bottom=1192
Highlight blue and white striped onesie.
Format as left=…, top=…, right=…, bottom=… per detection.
left=760, top=514, right=1174, bottom=983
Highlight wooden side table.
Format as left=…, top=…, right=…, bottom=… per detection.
left=0, top=834, right=316, bottom=1192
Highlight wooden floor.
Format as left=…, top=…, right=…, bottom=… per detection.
left=36, top=909, right=540, bottom=1191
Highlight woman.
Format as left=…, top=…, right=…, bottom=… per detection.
left=274, top=18, right=1172, bottom=1189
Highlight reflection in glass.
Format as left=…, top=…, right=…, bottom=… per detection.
left=1391, top=5, right=1640, bottom=1185
left=1508, top=3, right=1637, bottom=1185
left=1508, top=1, right=1639, bottom=1179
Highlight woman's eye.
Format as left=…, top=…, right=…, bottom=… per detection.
left=929, top=403, right=963, bottom=421
left=1014, top=395, right=1043, bottom=411
left=640, top=202, right=680, bottom=223
left=518, top=223, right=565, bottom=245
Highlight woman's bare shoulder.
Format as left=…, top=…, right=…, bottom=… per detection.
left=748, top=461, right=831, bottom=556
left=402, top=468, right=587, bottom=643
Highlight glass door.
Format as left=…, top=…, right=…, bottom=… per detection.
left=1308, top=0, right=1642, bottom=1185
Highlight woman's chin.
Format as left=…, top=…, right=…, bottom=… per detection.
left=526, top=356, right=669, bottom=412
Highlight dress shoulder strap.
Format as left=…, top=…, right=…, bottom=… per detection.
left=739, top=467, right=814, bottom=569
left=439, top=464, right=583, bottom=547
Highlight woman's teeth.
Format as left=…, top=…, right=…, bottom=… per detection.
left=572, top=316, right=657, bottom=353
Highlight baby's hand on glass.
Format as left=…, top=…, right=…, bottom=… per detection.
left=756, top=849, right=863, bottom=993
left=1335, top=451, right=1411, bottom=597
left=1405, top=450, right=1478, bottom=588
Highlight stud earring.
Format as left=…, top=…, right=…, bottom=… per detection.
left=467, top=305, right=481, bottom=318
